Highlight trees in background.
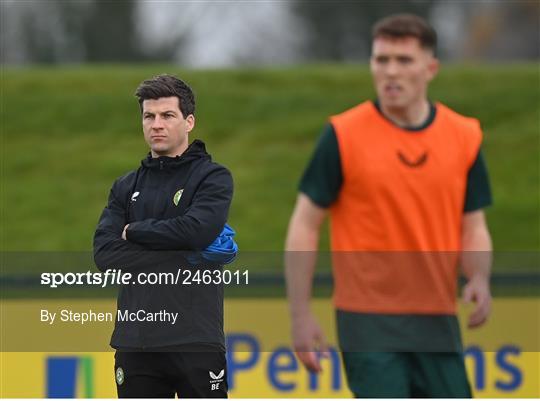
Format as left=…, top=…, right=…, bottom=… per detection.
left=0, top=0, right=179, bottom=63
left=291, top=0, right=436, bottom=61
left=1, top=0, right=537, bottom=65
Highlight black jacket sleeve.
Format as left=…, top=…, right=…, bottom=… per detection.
left=125, top=167, right=233, bottom=251
left=93, top=179, right=178, bottom=272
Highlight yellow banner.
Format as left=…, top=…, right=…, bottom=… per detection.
left=1, top=298, right=539, bottom=398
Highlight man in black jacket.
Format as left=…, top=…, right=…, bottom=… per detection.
left=94, top=74, right=233, bottom=398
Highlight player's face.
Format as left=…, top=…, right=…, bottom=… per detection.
left=370, top=36, right=439, bottom=110
left=142, top=96, right=194, bottom=158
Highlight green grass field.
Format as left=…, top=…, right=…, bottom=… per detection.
left=1, top=64, right=539, bottom=261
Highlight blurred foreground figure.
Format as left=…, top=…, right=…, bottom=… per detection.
left=285, top=14, right=492, bottom=398
left=94, top=75, right=235, bottom=398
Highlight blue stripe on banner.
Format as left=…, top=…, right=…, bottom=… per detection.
left=46, top=357, right=78, bottom=398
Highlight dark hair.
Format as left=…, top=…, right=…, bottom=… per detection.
left=135, top=74, right=195, bottom=118
left=372, top=14, right=437, bottom=53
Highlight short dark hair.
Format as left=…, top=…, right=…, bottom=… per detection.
left=372, top=14, right=437, bottom=53
left=135, top=74, right=195, bottom=118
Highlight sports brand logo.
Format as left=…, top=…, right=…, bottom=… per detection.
left=131, top=192, right=140, bottom=202
left=397, top=151, right=428, bottom=168
left=209, top=369, right=225, bottom=391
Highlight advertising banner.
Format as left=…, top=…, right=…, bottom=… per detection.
left=1, top=298, right=538, bottom=398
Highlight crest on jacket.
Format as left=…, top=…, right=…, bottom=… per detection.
left=173, top=189, right=184, bottom=206
left=115, top=367, right=124, bottom=385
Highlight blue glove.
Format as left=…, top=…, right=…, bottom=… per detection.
left=186, top=223, right=238, bottom=265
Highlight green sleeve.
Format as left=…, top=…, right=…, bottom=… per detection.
left=298, top=123, right=343, bottom=208
left=464, top=149, right=493, bottom=212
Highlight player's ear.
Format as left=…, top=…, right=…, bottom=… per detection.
left=426, top=56, right=439, bottom=82
left=186, top=114, right=195, bottom=133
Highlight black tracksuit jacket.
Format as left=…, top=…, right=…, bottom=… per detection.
left=93, top=140, right=233, bottom=350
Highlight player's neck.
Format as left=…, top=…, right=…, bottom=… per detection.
left=151, top=143, right=189, bottom=159
left=380, top=99, right=430, bottom=128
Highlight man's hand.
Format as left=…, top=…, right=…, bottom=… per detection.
left=291, top=313, right=329, bottom=373
left=460, top=210, right=492, bottom=329
left=462, top=276, right=491, bottom=328
left=285, top=195, right=328, bottom=373
left=121, top=224, right=129, bottom=240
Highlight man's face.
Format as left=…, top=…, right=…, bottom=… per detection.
left=370, top=36, right=439, bottom=110
left=142, top=96, right=194, bottom=158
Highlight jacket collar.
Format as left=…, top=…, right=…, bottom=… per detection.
left=141, top=139, right=210, bottom=170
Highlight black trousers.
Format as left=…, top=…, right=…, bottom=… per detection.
left=114, top=350, right=228, bottom=398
